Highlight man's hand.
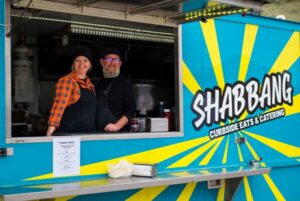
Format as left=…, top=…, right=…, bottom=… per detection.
left=104, top=116, right=129, bottom=132
left=104, top=123, right=121, bottom=132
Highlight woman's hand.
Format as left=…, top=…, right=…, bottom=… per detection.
left=46, top=126, right=56, bottom=136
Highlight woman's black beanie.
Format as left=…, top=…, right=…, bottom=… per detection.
left=73, top=45, right=93, bottom=63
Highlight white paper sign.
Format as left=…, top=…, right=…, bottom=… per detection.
left=53, top=137, right=80, bottom=177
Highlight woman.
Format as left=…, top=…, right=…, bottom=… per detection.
left=47, top=46, right=97, bottom=136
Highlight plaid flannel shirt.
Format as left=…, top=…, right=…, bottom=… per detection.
left=48, top=72, right=95, bottom=128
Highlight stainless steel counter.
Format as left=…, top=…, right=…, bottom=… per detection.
left=0, top=165, right=270, bottom=201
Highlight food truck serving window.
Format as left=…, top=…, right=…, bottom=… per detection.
left=5, top=3, right=183, bottom=143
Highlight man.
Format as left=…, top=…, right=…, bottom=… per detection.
left=95, top=49, right=135, bottom=132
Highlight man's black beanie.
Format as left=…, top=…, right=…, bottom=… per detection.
left=101, top=48, right=121, bottom=59
left=73, top=45, right=93, bottom=63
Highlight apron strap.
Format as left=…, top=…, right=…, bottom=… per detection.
left=96, top=79, right=116, bottom=131
left=102, top=79, right=115, bottom=101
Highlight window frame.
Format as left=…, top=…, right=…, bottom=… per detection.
left=5, top=4, right=184, bottom=144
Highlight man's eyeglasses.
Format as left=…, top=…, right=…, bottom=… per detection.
left=103, top=57, right=121, bottom=63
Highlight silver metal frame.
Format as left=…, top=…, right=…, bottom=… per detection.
left=5, top=0, right=12, bottom=140
left=7, top=132, right=184, bottom=143
left=5, top=0, right=184, bottom=144
left=177, top=25, right=184, bottom=133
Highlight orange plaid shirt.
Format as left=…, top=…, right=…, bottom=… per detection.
left=48, top=72, right=95, bottom=127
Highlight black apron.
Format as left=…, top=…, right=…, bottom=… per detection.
left=95, top=80, right=117, bottom=131
left=56, top=83, right=97, bottom=133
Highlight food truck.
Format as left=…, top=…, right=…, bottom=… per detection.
left=0, top=0, right=299, bottom=200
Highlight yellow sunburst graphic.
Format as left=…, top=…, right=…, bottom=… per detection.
left=24, top=19, right=300, bottom=201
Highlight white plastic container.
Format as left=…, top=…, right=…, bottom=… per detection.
left=12, top=60, right=33, bottom=77
left=12, top=60, right=32, bottom=68
left=13, top=67, right=33, bottom=77
left=13, top=46, right=29, bottom=60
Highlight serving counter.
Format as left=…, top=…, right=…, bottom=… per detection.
left=0, top=165, right=270, bottom=201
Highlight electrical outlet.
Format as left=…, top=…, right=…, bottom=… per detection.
left=0, top=148, right=14, bottom=156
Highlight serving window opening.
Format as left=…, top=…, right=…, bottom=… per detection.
left=7, top=5, right=182, bottom=140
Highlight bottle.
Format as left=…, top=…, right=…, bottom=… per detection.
left=140, top=107, right=147, bottom=117
left=158, top=101, right=164, bottom=117
left=163, top=109, right=172, bottom=131
left=130, top=118, right=140, bottom=132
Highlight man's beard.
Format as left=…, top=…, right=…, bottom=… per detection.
left=103, top=68, right=120, bottom=78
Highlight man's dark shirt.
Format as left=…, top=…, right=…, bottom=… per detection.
left=95, top=75, right=135, bottom=122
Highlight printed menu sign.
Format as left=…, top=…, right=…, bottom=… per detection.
left=53, top=137, right=80, bottom=177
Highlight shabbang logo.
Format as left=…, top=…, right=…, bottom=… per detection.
left=191, top=71, right=293, bottom=138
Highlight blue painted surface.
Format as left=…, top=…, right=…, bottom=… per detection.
left=183, top=0, right=208, bottom=12
left=0, top=0, right=300, bottom=200
left=221, top=14, right=300, bottom=32
left=214, top=20, right=245, bottom=83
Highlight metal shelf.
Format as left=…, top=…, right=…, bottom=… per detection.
left=0, top=165, right=270, bottom=201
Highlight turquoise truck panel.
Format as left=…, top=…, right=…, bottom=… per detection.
left=1, top=0, right=300, bottom=200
